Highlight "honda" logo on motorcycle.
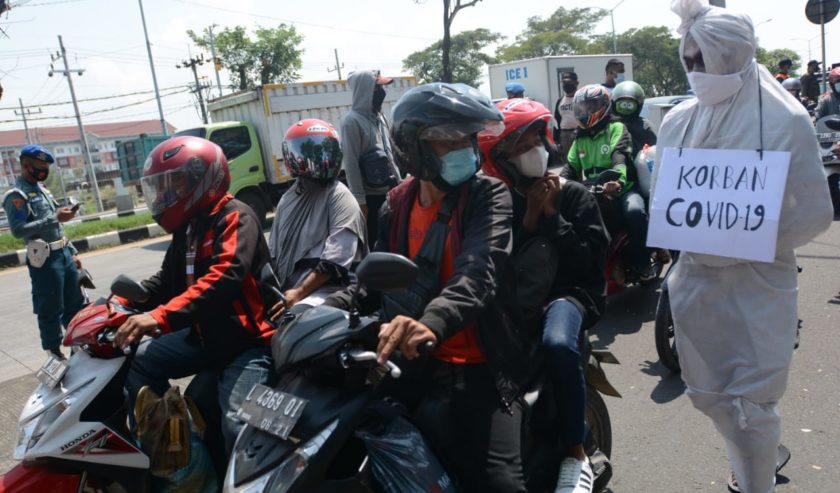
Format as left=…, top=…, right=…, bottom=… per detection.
left=61, top=429, right=97, bottom=452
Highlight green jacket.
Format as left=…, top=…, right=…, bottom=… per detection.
left=3, top=177, right=77, bottom=255
left=565, top=120, right=634, bottom=194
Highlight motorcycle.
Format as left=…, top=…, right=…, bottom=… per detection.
left=224, top=252, right=620, bottom=493
left=585, top=169, right=666, bottom=294
left=0, top=275, right=223, bottom=492
left=816, top=115, right=840, bottom=216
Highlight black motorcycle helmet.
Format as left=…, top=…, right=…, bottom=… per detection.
left=390, top=82, right=504, bottom=184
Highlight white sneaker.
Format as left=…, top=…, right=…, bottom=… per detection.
left=555, top=456, right=594, bottom=493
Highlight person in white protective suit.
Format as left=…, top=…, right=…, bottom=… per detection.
left=653, top=1, right=834, bottom=492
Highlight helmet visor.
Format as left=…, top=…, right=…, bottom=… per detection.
left=141, top=168, right=194, bottom=216
left=282, top=135, right=342, bottom=178
left=420, top=120, right=504, bottom=141
left=574, top=99, right=608, bottom=127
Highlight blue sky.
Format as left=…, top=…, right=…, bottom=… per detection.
left=0, top=0, right=837, bottom=132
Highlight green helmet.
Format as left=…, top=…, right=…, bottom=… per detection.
left=612, top=81, right=645, bottom=117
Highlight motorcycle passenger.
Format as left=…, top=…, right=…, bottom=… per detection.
left=611, top=81, right=657, bottom=155
left=562, top=85, right=654, bottom=280
left=266, top=119, right=367, bottom=319
left=325, top=82, right=531, bottom=493
left=115, top=136, right=275, bottom=455
left=480, top=98, right=610, bottom=493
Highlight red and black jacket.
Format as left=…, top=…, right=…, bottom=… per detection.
left=139, top=194, right=274, bottom=363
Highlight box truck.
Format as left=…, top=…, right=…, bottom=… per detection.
left=488, top=55, right=634, bottom=110
left=174, top=77, right=417, bottom=223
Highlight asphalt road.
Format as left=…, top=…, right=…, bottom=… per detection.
left=0, top=222, right=838, bottom=492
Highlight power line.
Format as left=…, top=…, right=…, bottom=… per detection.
left=0, top=84, right=189, bottom=110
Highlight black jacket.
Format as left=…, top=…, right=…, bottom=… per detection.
left=621, top=115, right=657, bottom=157
left=512, top=180, right=609, bottom=329
left=140, top=195, right=275, bottom=363
left=326, top=175, right=534, bottom=407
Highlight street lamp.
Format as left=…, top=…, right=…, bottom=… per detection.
left=790, top=35, right=820, bottom=62
left=755, top=17, right=773, bottom=27
left=608, top=0, right=627, bottom=54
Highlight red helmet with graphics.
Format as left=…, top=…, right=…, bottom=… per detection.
left=282, top=119, right=342, bottom=181
left=141, top=136, right=230, bottom=232
left=479, top=98, right=553, bottom=186
left=573, top=84, right=611, bottom=129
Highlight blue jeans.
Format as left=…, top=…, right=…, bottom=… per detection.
left=543, top=298, right=586, bottom=447
left=27, top=246, right=84, bottom=350
left=126, top=329, right=274, bottom=455
left=621, top=189, right=650, bottom=270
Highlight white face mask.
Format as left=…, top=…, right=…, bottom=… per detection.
left=510, top=146, right=548, bottom=178
left=687, top=70, right=744, bottom=106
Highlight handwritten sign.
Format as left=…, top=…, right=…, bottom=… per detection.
left=647, top=147, right=790, bottom=263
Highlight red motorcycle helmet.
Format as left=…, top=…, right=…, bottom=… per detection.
left=141, top=136, right=230, bottom=232
left=479, top=98, right=554, bottom=186
left=282, top=119, right=342, bottom=181
left=829, top=67, right=840, bottom=88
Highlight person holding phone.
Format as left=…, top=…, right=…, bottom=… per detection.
left=2, top=145, right=84, bottom=360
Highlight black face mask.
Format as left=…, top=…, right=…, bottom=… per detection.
left=27, top=164, right=49, bottom=182
left=372, top=85, right=386, bottom=113
left=562, top=83, right=578, bottom=94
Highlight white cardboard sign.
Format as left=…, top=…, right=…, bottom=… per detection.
left=647, top=147, right=790, bottom=263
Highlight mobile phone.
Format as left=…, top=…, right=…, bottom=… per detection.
left=70, top=203, right=80, bottom=212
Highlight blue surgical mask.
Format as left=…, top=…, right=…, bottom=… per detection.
left=439, top=147, right=477, bottom=186
left=615, top=73, right=626, bottom=84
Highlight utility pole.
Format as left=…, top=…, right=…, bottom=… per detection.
left=207, top=25, right=224, bottom=98
left=50, top=35, right=101, bottom=211
left=327, top=48, right=345, bottom=80
left=14, top=98, right=41, bottom=144
left=607, top=0, right=626, bottom=54
left=177, top=54, right=209, bottom=124
left=137, top=0, right=168, bottom=136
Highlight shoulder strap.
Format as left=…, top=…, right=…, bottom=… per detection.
left=413, top=191, right=458, bottom=270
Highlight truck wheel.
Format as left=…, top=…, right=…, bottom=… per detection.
left=238, top=191, right=267, bottom=227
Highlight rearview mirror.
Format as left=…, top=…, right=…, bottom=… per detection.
left=356, top=252, right=418, bottom=292
left=110, top=274, right=150, bottom=303
left=824, top=117, right=840, bottom=131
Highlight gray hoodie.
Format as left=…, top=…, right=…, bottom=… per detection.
left=341, top=70, right=400, bottom=203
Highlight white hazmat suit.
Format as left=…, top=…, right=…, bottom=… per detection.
left=652, top=1, right=834, bottom=492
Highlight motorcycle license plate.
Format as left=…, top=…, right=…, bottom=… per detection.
left=36, top=355, right=68, bottom=389
left=237, top=384, right=308, bottom=440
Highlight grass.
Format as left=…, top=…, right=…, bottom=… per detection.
left=0, top=212, right=155, bottom=254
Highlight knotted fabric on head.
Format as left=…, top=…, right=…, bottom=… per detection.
left=671, top=0, right=756, bottom=76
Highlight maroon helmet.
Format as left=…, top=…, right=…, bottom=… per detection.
left=141, top=136, right=230, bottom=232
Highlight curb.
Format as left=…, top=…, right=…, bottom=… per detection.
left=0, top=223, right=168, bottom=269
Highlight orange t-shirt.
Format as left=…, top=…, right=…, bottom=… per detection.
left=407, top=195, right=485, bottom=364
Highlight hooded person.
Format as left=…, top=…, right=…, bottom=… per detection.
left=341, top=70, right=402, bottom=246
left=654, top=1, right=833, bottom=492
left=267, top=119, right=368, bottom=319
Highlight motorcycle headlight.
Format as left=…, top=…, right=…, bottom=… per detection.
left=225, top=419, right=338, bottom=493
left=13, top=382, right=90, bottom=460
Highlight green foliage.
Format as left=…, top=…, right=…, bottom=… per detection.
left=586, top=26, right=689, bottom=97
left=755, top=47, right=801, bottom=76
left=403, top=28, right=503, bottom=86
left=496, top=7, right=606, bottom=61
left=188, top=25, right=304, bottom=91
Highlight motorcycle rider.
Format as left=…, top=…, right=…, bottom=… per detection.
left=815, top=67, right=840, bottom=120
left=610, top=80, right=658, bottom=155
left=781, top=78, right=807, bottom=108
left=480, top=98, right=610, bottom=493
left=659, top=2, right=833, bottom=491
left=325, top=82, right=531, bottom=493
left=798, top=60, right=822, bottom=103
left=266, top=119, right=367, bottom=319
left=114, top=136, right=275, bottom=455
left=562, top=85, right=654, bottom=280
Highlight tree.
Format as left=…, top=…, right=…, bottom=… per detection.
left=403, top=28, right=502, bottom=86
left=414, top=0, right=484, bottom=83
left=755, top=47, right=800, bottom=76
left=587, top=26, right=688, bottom=97
left=188, top=25, right=303, bottom=91
left=496, top=6, right=606, bottom=61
